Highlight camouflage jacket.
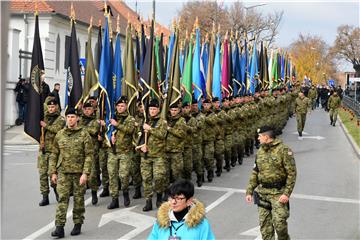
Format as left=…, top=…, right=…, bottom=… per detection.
left=113, top=112, right=135, bottom=153
left=223, top=107, right=235, bottom=135
left=49, top=126, right=94, bottom=175
left=202, top=110, right=217, bottom=142
left=182, top=113, right=196, bottom=147
left=191, top=111, right=205, bottom=145
left=246, top=138, right=297, bottom=197
left=146, top=114, right=167, bottom=157
left=43, top=112, right=65, bottom=153
left=295, top=96, right=311, bottom=114
left=214, top=109, right=226, bottom=140
left=308, top=88, right=317, bottom=100
left=327, top=95, right=341, bottom=109
left=166, top=114, right=186, bottom=153
left=79, top=114, right=100, bottom=146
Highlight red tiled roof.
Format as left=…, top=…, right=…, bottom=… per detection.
left=10, top=0, right=54, bottom=13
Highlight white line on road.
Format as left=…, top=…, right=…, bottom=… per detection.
left=205, top=191, right=235, bottom=212
left=199, top=186, right=360, bottom=204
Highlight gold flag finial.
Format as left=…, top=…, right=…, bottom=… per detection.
left=116, top=15, right=120, bottom=33
left=88, top=16, right=93, bottom=33
left=34, top=1, right=38, bottom=16
left=212, top=21, right=216, bottom=33
left=172, top=17, right=176, bottom=30
left=70, top=2, right=75, bottom=20
left=98, top=19, right=102, bottom=27
left=104, top=2, right=108, bottom=16
left=235, top=30, right=238, bottom=40
left=217, top=24, right=221, bottom=34
left=195, top=16, right=199, bottom=29
left=128, top=12, right=130, bottom=24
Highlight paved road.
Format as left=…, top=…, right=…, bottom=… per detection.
left=2, top=109, right=359, bottom=239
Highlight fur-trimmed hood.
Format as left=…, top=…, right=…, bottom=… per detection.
left=156, top=199, right=206, bottom=229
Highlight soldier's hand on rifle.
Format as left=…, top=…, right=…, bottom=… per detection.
left=98, top=135, right=103, bottom=141
left=111, top=135, right=116, bottom=145
left=110, top=119, right=118, bottom=126
left=141, top=145, right=148, bottom=153
left=79, top=173, right=87, bottom=185
left=99, top=120, right=106, bottom=126
left=143, top=123, right=151, bottom=132
left=40, top=121, right=47, bottom=128
left=51, top=174, right=57, bottom=184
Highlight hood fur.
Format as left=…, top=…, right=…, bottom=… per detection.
left=157, top=199, right=206, bottom=228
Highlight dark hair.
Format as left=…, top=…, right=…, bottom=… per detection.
left=54, top=83, right=60, bottom=86
left=169, top=179, right=194, bottom=200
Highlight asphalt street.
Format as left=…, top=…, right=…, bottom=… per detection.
left=2, top=108, right=359, bottom=239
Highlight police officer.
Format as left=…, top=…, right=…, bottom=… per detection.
left=294, top=92, right=311, bottom=137
left=245, top=126, right=296, bottom=240
left=38, top=100, right=65, bottom=206
left=108, top=96, right=136, bottom=209
left=49, top=108, right=94, bottom=238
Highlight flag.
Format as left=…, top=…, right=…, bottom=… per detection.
left=96, top=23, right=102, bottom=72
left=98, top=14, right=113, bottom=142
left=201, top=38, right=209, bottom=81
left=24, top=13, right=44, bottom=143
left=221, top=36, right=230, bottom=98
left=65, top=18, right=83, bottom=109
left=248, top=41, right=259, bottom=94
left=232, top=39, right=241, bottom=96
left=113, top=31, right=123, bottom=103
left=169, top=31, right=181, bottom=107
left=212, top=33, right=221, bottom=100
left=206, top=29, right=215, bottom=99
left=83, top=21, right=98, bottom=103
left=240, top=39, right=248, bottom=95
left=192, top=27, right=203, bottom=101
left=164, top=30, right=175, bottom=95
left=140, top=23, right=146, bottom=72
left=135, top=33, right=141, bottom=73
left=155, top=33, right=165, bottom=93
left=181, top=34, right=193, bottom=104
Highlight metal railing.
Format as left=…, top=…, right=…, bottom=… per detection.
left=343, top=95, right=360, bottom=118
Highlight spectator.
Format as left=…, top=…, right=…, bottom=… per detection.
left=52, top=83, right=61, bottom=111
left=14, top=78, right=29, bottom=125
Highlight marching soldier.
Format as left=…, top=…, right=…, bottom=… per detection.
left=181, top=101, right=196, bottom=180
left=222, top=97, right=234, bottom=172
left=140, top=99, right=168, bottom=211
left=294, top=92, right=311, bottom=137
left=79, top=102, right=100, bottom=205
left=246, top=126, right=297, bottom=240
left=327, top=91, right=342, bottom=126
left=108, top=96, right=136, bottom=209
left=38, top=100, right=65, bottom=206
left=212, top=97, right=226, bottom=177
left=49, top=108, right=94, bottom=238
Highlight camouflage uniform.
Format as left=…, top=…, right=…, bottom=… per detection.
left=108, top=112, right=135, bottom=197
left=294, top=95, right=311, bottom=134
left=79, top=114, right=100, bottom=191
left=223, top=106, right=234, bottom=171
left=165, top=114, right=186, bottom=182
left=182, top=112, right=196, bottom=180
left=98, top=140, right=110, bottom=192
left=192, top=110, right=205, bottom=185
left=132, top=112, right=145, bottom=190
left=246, top=138, right=297, bottom=240
left=49, top=126, right=93, bottom=227
left=214, top=108, right=226, bottom=176
left=308, top=87, right=317, bottom=110
left=327, top=94, right=341, bottom=125
left=202, top=108, right=217, bottom=181
left=38, top=111, right=65, bottom=196
left=141, top=114, right=168, bottom=200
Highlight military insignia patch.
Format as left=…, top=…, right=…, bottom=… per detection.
left=30, top=65, right=41, bottom=94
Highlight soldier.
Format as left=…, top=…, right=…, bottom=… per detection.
left=49, top=108, right=94, bottom=238
left=140, top=99, right=168, bottom=211
left=308, top=85, right=318, bottom=110
left=107, top=96, right=136, bottom=209
left=38, top=100, right=65, bottom=206
left=327, top=91, right=342, bottom=126
left=222, top=96, right=234, bottom=171
left=181, top=102, right=195, bottom=180
left=202, top=99, right=217, bottom=182
left=165, top=101, right=187, bottom=182
left=191, top=98, right=205, bottom=187
left=294, top=92, right=311, bottom=137
left=79, top=102, right=100, bottom=205
left=212, top=97, right=226, bottom=176
left=246, top=126, right=297, bottom=240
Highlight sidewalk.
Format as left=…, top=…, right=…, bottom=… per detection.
left=4, top=125, right=38, bottom=145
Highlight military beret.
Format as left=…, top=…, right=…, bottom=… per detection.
left=83, top=102, right=92, bottom=108
left=212, top=97, right=220, bottom=102
left=88, top=96, right=97, bottom=100
left=222, top=97, right=228, bottom=102
left=47, top=100, right=58, bottom=106
left=228, top=96, right=234, bottom=101
left=169, top=102, right=180, bottom=109
left=182, top=102, right=190, bottom=107
left=65, top=107, right=78, bottom=116
left=149, top=98, right=160, bottom=108
left=257, top=125, right=274, bottom=134
left=192, top=98, right=198, bottom=104
left=203, top=99, right=211, bottom=104
left=116, top=96, right=128, bottom=105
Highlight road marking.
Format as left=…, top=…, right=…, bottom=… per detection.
left=205, top=191, right=234, bottom=212
left=240, top=226, right=262, bottom=239
left=292, top=131, right=309, bottom=135
left=199, top=186, right=360, bottom=204
left=23, top=193, right=98, bottom=240
left=301, top=136, right=325, bottom=140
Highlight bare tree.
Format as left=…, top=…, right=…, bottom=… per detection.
left=330, top=25, right=360, bottom=75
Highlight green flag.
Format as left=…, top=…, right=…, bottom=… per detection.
left=83, top=24, right=98, bottom=103
left=181, top=34, right=193, bottom=104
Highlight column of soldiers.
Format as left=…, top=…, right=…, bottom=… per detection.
left=38, top=86, right=300, bottom=237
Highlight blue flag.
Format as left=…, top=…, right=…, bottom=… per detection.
left=164, top=32, right=175, bottom=95
left=249, top=42, right=258, bottom=94
left=212, top=34, right=221, bottom=101
left=192, top=28, right=203, bottom=101
left=232, top=41, right=241, bottom=96
left=113, top=32, right=123, bottom=103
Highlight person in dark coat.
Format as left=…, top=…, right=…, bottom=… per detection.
left=52, top=83, right=61, bottom=111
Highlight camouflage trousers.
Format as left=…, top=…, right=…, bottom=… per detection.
left=108, top=152, right=132, bottom=198
left=140, top=156, right=167, bottom=199
left=131, top=152, right=143, bottom=188
left=37, top=152, right=56, bottom=195
left=55, top=173, right=86, bottom=226
left=99, top=146, right=109, bottom=189
left=296, top=113, right=307, bottom=133
left=182, top=146, right=193, bottom=180
left=258, top=193, right=290, bottom=240
left=224, top=134, right=232, bottom=162
left=192, top=144, right=204, bottom=176
left=203, top=141, right=214, bottom=171
left=88, top=149, right=100, bottom=191
left=214, top=139, right=225, bottom=171
left=165, top=152, right=184, bottom=183
left=329, top=108, right=339, bottom=124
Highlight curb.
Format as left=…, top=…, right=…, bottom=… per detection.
left=338, top=116, right=360, bottom=159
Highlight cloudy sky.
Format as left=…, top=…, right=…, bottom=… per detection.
left=125, top=0, right=359, bottom=48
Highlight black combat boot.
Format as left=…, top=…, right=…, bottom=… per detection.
left=196, top=175, right=203, bottom=187
left=143, top=199, right=153, bottom=212
left=298, top=131, right=302, bottom=137
left=39, top=194, right=49, bottom=206
left=53, top=187, right=59, bottom=202
left=249, top=141, right=254, bottom=155
left=238, top=149, right=243, bottom=165
left=207, top=170, right=214, bottom=182
left=123, top=190, right=130, bottom=207
left=156, top=193, right=163, bottom=208
left=223, top=160, right=231, bottom=172
left=91, top=190, right=98, bottom=205
left=107, top=198, right=119, bottom=209
left=51, top=226, right=64, bottom=238
left=99, top=187, right=110, bottom=197
left=216, top=167, right=222, bottom=177
left=132, top=186, right=142, bottom=199
left=70, top=223, right=82, bottom=236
